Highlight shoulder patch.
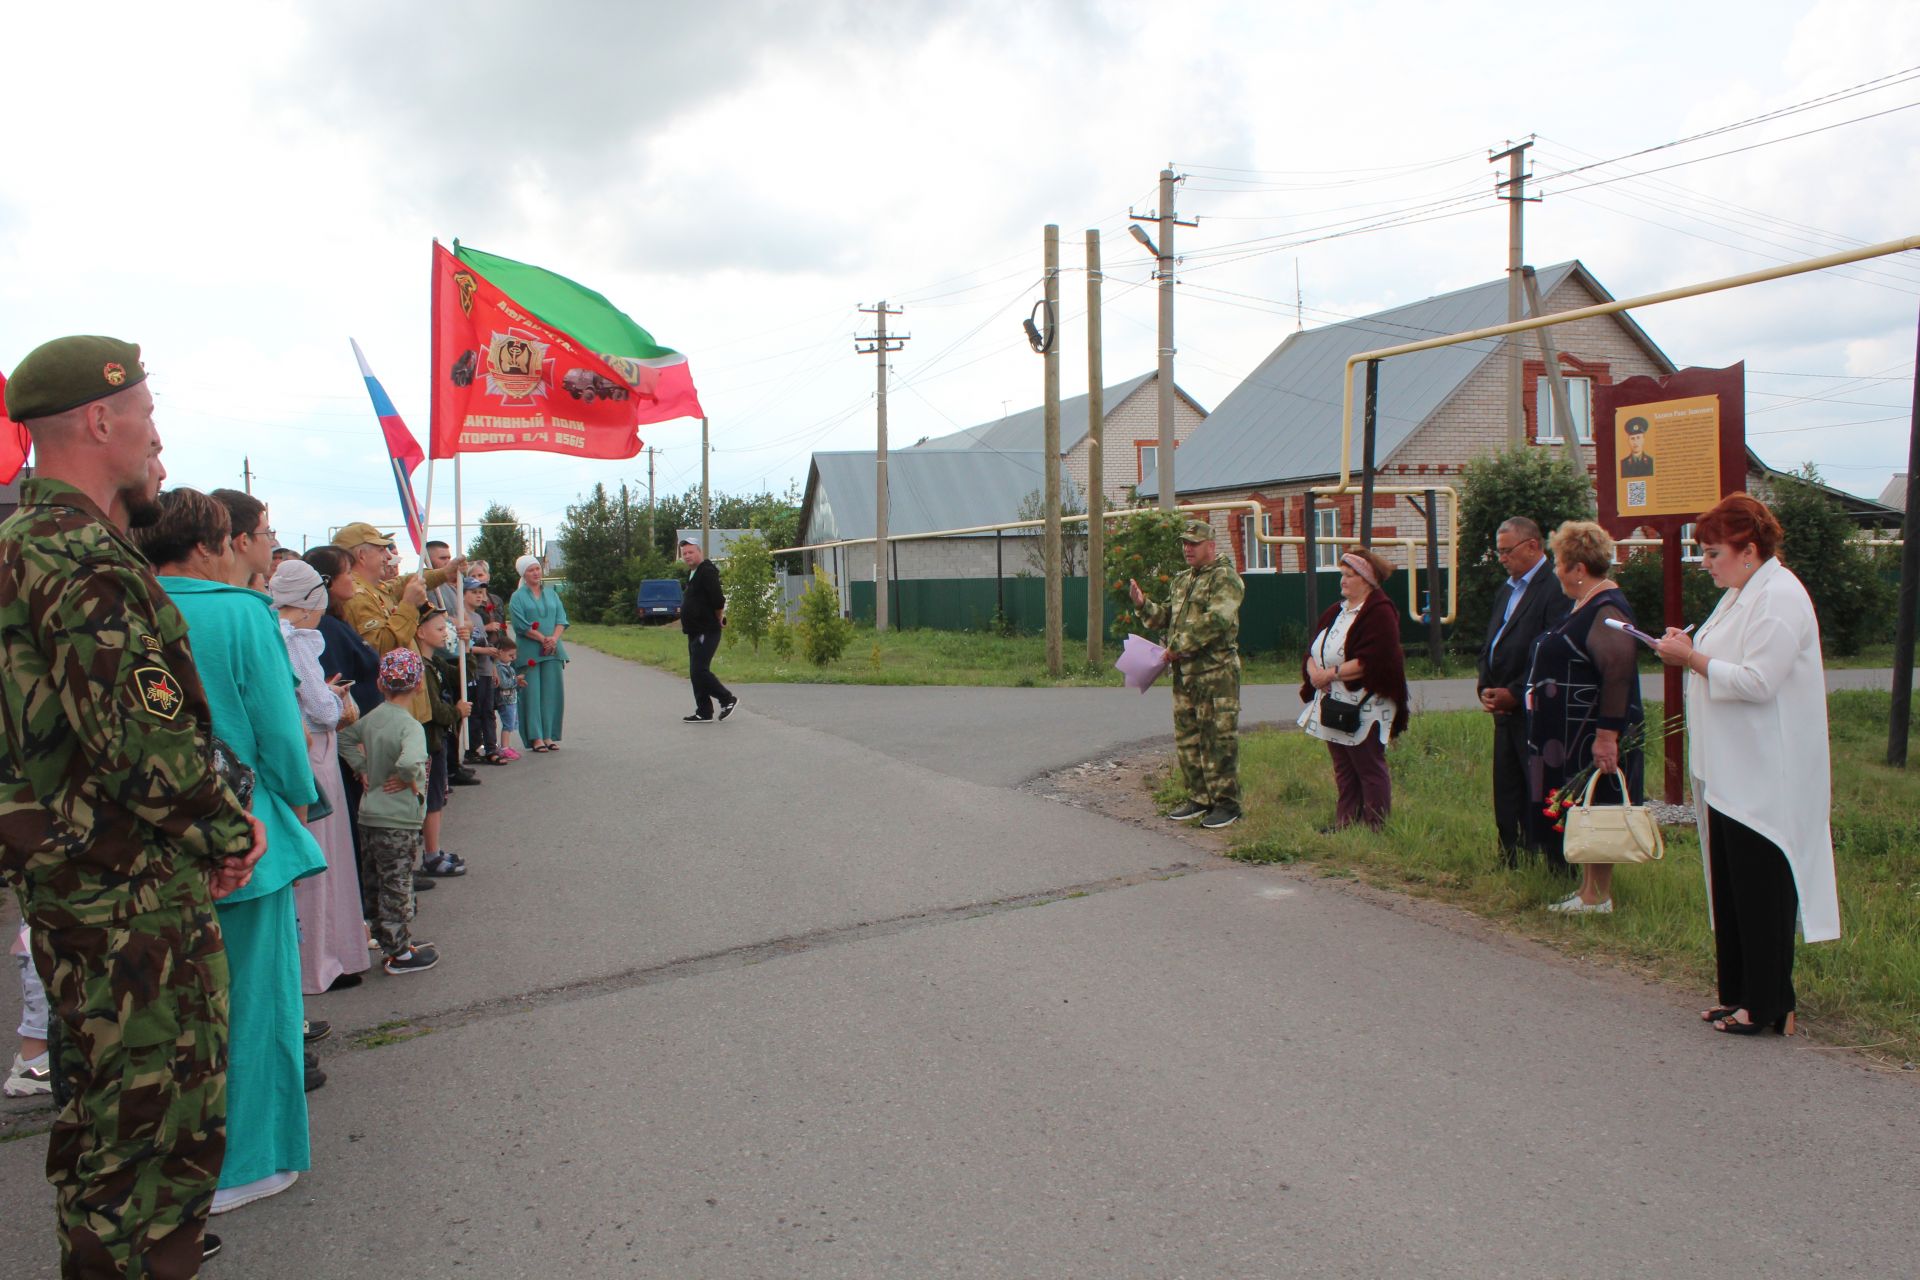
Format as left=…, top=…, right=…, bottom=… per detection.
left=134, top=665, right=183, bottom=720
left=141, top=634, right=162, bottom=652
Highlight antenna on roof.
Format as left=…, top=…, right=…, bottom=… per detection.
left=1295, top=260, right=1304, bottom=332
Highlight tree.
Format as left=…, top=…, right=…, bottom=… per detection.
left=794, top=566, right=852, bottom=665
left=555, top=483, right=630, bottom=625
left=1456, top=448, right=1594, bottom=641
left=1102, top=508, right=1188, bottom=642
left=1768, top=466, right=1893, bottom=656
left=720, top=531, right=779, bottom=651
left=647, top=483, right=802, bottom=563
left=467, top=502, right=528, bottom=578
left=1015, top=482, right=1089, bottom=577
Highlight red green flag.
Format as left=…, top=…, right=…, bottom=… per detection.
left=0, top=371, right=29, bottom=485
left=429, top=241, right=704, bottom=460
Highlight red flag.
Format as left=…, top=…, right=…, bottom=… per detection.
left=0, top=372, right=30, bottom=485
left=430, top=242, right=681, bottom=461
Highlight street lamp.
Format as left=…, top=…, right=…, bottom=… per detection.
left=1128, top=223, right=1160, bottom=257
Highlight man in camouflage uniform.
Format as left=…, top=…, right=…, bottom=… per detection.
left=0, top=336, right=264, bottom=1277
left=1129, top=518, right=1246, bottom=829
left=335, top=521, right=464, bottom=657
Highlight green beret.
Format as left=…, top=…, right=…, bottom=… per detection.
left=1624, top=416, right=1650, bottom=435
left=1180, top=518, right=1214, bottom=543
left=4, top=335, right=146, bottom=421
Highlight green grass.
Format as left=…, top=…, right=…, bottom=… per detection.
left=1176, top=692, right=1920, bottom=1062
left=569, top=623, right=1314, bottom=688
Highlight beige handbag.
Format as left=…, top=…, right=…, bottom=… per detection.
left=1563, top=771, right=1665, bottom=865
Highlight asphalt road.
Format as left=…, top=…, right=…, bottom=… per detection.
left=1, top=650, right=1913, bottom=1278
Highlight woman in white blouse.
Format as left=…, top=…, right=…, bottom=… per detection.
left=1654, top=494, right=1839, bottom=1037
left=1298, top=548, right=1410, bottom=830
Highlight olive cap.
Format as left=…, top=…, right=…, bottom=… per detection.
left=1624, top=416, right=1650, bottom=435
left=4, top=335, right=146, bottom=421
left=334, top=521, right=396, bottom=549
left=1179, top=518, right=1214, bottom=543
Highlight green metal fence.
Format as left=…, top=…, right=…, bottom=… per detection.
left=849, top=569, right=1458, bottom=657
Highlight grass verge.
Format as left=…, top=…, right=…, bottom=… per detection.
left=1172, top=692, right=1919, bottom=1064
left=569, top=623, right=1314, bottom=688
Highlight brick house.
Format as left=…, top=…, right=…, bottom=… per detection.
left=911, top=370, right=1208, bottom=506
left=1140, top=262, right=1679, bottom=572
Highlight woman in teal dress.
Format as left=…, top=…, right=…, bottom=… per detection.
left=135, top=489, right=325, bottom=1213
left=510, top=554, right=569, bottom=751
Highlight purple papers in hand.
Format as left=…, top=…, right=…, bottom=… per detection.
left=1115, top=633, right=1171, bottom=693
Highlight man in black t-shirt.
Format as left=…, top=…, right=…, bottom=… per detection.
left=678, top=540, right=737, bottom=723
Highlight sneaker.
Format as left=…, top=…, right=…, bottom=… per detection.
left=1199, top=807, right=1242, bottom=830
left=384, top=944, right=440, bottom=976
left=499, top=747, right=522, bottom=761
left=420, top=852, right=467, bottom=878
left=4, top=1052, right=52, bottom=1098
left=303, top=1020, right=331, bottom=1044
left=682, top=713, right=714, bottom=724
left=411, top=874, right=437, bottom=892
left=1166, top=800, right=1208, bottom=822
left=203, top=1234, right=222, bottom=1262
left=1547, top=894, right=1613, bottom=915
left=211, top=1170, right=298, bottom=1215
left=450, top=770, right=482, bottom=787
left=718, top=698, right=739, bottom=721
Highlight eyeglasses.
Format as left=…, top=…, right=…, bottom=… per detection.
left=315, top=573, right=333, bottom=588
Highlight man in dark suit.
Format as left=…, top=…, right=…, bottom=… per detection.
left=1477, top=517, right=1569, bottom=866
left=678, top=539, right=737, bottom=724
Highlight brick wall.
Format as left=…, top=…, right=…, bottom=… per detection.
left=1065, top=378, right=1207, bottom=504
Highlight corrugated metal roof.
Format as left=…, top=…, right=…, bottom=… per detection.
left=799, top=449, right=1077, bottom=543
left=910, top=371, right=1164, bottom=453
left=1142, top=262, right=1586, bottom=496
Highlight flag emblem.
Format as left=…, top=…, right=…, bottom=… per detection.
left=486, top=329, right=548, bottom=403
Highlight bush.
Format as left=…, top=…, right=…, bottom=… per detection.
left=795, top=567, right=852, bottom=666
left=769, top=614, right=795, bottom=660
left=1768, top=468, right=1894, bottom=656
left=1456, top=448, right=1594, bottom=641
left=720, top=532, right=778, bottom=652
left=1614, top=548, right=1720, bottom=634
left=1103, top=508, right=1188, bottom=641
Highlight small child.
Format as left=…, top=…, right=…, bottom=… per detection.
left=410, top=606, right=470, bottom=879
left=337, top=648, right=439, bottom=975
left=6, top=923, right=51, bottom=1097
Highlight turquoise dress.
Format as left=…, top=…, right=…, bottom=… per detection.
left=510, top=582, right=569, bottom=742
left=159, top=577, right=326, bottom=1189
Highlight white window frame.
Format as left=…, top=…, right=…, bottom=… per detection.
left=1137, top=443, right=1157, bottom=484
left=1313, top=508, right=1340, bottom=570
left=1680, top=522, right=1703, bottom=563
left=1244, top=512, right=1275, bottom=572
left=1538, top=374, right=1594, bottom=444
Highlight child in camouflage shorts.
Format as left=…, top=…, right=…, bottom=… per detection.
left=337, top=649, right=440, bottom=975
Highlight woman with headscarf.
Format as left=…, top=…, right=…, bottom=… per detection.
left=1298, top=548, right=1410, bottom=830
left=510, top=554, right=569, bottom=752
left=134, top=489, right=326, bottom=1215
left=269, top=559, right=371, bottom=996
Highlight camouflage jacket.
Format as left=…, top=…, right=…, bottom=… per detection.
left=1138, top=557, right=1244, bottom=672
left=0, top=478, right=253, bottom=927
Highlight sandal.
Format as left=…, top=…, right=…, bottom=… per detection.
left=1713, top=1010, right=1795, bottom=1036
left=1700, top=1006, right=1739, bottom=1023
left=530, top=743, right=551, bottom=753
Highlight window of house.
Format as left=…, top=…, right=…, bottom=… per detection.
left=1313, top=508, right=1339, bottom=569
left=1137, top=444, right=1157, bottom=484
left=1244, top=512, right=1274, bottom=572
left=1538, top=375, right=1594, bottom=443
left=1680, top=522, right=1703, bottom=563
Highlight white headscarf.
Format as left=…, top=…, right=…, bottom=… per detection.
left=515, top=554, right=541, bottom=580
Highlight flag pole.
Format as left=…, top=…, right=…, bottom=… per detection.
left=454, top=452, right=469, bottom=756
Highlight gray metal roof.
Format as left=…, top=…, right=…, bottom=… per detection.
left=911, top=371, right=1207, bottom=454
left=799, top=449, right=1078, bottom=544
left=1143, top=261, right=1648, bottom=496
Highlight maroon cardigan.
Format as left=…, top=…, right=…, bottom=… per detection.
left=1298, top=591, right=1411, bottom=740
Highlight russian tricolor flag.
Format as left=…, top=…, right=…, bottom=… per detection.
left=350, top=339, right=428, bottom=556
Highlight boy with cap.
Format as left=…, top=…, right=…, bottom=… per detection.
left=337, top=648, right=439, bottom=975
left=1128, top=518, right=1246, bottom=829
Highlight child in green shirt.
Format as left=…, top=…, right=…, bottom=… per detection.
left=337, top=648, right=439, bottom=975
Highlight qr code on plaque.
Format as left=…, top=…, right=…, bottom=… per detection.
left=1625, top=481, right=1648, bottom=509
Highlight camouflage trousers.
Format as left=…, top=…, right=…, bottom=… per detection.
left=34, top=904, right=228, bottom=1279
left=358, top=825, right=422, bottom=956
left=1173, top=659, right=1241, bottom=813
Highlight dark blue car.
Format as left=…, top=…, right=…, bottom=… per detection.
left=635, top=578, right=683, bottom=624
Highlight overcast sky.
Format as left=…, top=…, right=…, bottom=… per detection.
left=4, top=0, right=1916, bottom=557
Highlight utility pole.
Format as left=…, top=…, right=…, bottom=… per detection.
left=1085, top=227, right=1105, bottom=667
left=242, top=456, right=253, bottom=495
left=700, top=418, right=711, bottom=556
left=645, top=446, right=657, bottom=554
left=856, top=302, right=908, bottom=632
left=620, top=482, right=631, bottom=559
left=1129, top=167, right=1196, bottom=509
left=1043, top=226, right=1063, bottom=677
left=1492, top=138, right=1536, bottom=449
